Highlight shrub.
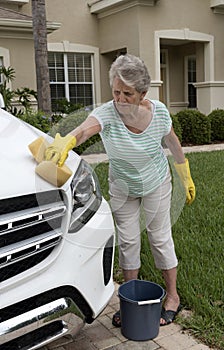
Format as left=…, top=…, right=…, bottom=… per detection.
left=191, top=111, right=211, bottom=145
left=52, top=98, right=83, bottom=114
left=171, top=114, right=182, bottom=143
left=176, top=110, right=211, bottom=145
left=50, top=109, right=104, bottom=155
left=175, top=110, right=193, bottom=144
left=208, top=109, right=224, bottom=141
left=17, top=110, right=52, bottom=133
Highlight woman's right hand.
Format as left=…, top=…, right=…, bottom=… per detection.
left=45, top=133, right=77, bottom=167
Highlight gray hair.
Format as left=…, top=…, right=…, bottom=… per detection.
left=109, top=54, right=151, bottom=93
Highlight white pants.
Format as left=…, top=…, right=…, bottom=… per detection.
left=109, top=170, right=178, bottom=270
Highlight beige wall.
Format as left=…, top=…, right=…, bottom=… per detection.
left=1, top=0, right=224, bottom=114
left=9, top=39, right=36, bottom=90
left=46, top=1, right=99, bottom=47
left=92, top=0, right=224, bottom=108
left=99, top=8, right=139, bottom=55
left=95, top=0, right=223, bottom=91
left=195, top=82, right=224, bottom=114
left=97, top=7, right=140, bottom=101
left=100, top=51, right=117, bottom=102
left=11, top=0, right=101, bottom=104
left=0, top=34, right=36, bottom=91
left=22, top=0, right=99, bottom=47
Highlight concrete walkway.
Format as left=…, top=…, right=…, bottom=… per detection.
left=43, top=143, right=223, bottom=350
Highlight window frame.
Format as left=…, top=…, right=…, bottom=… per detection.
left=0, top=47, right=11, bottom=88
left=185, top=55, right=197, bottom=109
left=48, top=52, right=95, bottom=108
left=159, top=49, right=170, bottom=107
left=48, top=42, right=101, bottom=108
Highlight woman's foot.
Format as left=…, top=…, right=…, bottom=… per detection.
left=160, top=304, right=182, bottom=326
left=160, top=295, right=181, bottom=326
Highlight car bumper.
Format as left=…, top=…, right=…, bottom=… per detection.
left=0, top=199, right=115, bottom=349
left=0, top=294, right=85, bottom=349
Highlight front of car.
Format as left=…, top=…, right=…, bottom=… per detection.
left=0, top=109, right=115, bottom=349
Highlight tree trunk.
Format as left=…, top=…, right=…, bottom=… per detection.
left=31, top=0, right=52, bottom=115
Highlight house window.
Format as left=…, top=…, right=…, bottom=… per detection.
left=0, top=57, right=3, bottom=84
left=48, top=52, right=94, bottom=111
left=159, top=49, right=169, bottom=106
left=187, top=56, right=197, bottom=108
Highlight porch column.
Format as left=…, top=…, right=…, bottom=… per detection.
left=194, top=81, right=224, bottom=115
left=146, top=80, right=162, bottom=100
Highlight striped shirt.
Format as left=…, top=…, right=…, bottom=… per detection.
left=91, top=99, right=172, bottom=196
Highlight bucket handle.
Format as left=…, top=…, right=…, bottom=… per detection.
left=138, top=299, right=161, bottom=305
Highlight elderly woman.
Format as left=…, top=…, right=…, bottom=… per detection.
left=45, top=54, right=195, bottom=326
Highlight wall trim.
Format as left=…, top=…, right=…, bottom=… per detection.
left=170, top=102, right=189, bottom=107
left=88, top=0, right=159, bottom=18
left=0, top=19, right=60, bottom=34
left=194, top=81, right=224, bottom=88
left=150, top=80, right=162, bottom=87
left=210, top=0, right=224, bottom=14
left=47, top=41, right=101, bottom=105
left=0, top=46, right=10, bottom=66
left=0, top=46, right=12, bottom=88
left=0, top=0, right=28, bottom=4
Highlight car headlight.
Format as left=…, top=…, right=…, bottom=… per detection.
left=69, top=160, right=102, bottom=233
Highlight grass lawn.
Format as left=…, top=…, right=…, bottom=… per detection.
left=94, top=150, right=224, bottom=350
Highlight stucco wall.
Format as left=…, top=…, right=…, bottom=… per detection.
left=0, top=35, right=35, bottom=91
left=1, top=0, right=224, bottom=113
left=46, top=1, right=99, bottom=47
left=98, top=8, right=139, bottom=55
left=96, top=0, right=224, bottom=82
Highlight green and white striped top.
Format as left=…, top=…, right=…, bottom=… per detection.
left=92, top=99, right=172, bottom=197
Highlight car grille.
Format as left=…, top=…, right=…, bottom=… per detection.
left=0, top=190, right=66, bottom=282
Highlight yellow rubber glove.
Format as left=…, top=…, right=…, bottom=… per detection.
left=174, top=158, right=196, bottom=205
left=45, top=133, right=77, bottom=167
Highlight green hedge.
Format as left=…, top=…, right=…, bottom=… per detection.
left=49, top=109, right=104, bottom=155
left=175, top=110, right=211, bottom=145
left=171, top=114, right=182, bottom=143
left=17, top=110, right=52, bottom=134
left=208, top=109, right=224, bottom=141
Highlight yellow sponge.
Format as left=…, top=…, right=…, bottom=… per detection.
left=28, top=136, right=73, bottom=187
left=35, top=160, right=72, bottom=187
left=28, top=136, right=50, bottom=163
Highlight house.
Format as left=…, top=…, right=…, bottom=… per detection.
left=0, top=0, right=224, bottom=115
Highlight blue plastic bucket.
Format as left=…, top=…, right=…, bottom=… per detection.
left=118, top=279, right=165, bottom=341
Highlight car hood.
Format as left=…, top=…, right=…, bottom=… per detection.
left=0, top=109, right=81, bottom=199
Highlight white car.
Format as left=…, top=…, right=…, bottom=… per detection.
left=0, top=109, right=115, bottom=349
